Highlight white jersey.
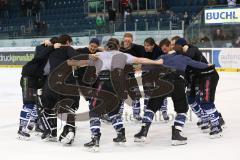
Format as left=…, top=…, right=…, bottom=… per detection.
left=89, top=50, right=135, bottom=74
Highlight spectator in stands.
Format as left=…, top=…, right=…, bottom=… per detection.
left=213, top=28, right=226, bottom=41
left=109, top=8, right=116, bottom=22
left=199, top=36, right=212, bottom=48
left=39, top=0, right=45, bottom=10
left=34, top=20, right=41, bottom=34
left=218, top=0, right=227, bottom=5
left=208, top=0, right=217, bottom=5
left=233, top=36, right=240, bottom=47
left=121, top=0, right=129, bottom=11
left=33, top=20, right=47, bottom=35
left=121, top=0, right=132, bottom=18
left=213, top=28, right=226, bottom=47
left=20, top=0, right=27, bottom=16
left=183, top=11, right=189, bottom=25
left=106, top=0, right=112, bottom=11
left=162, top=0, right=170, bottom=11
left=228, top=0, right=236, bottom=6
left=26, top=0, right=33, bottom=17
left=108, top=8, right=116, bottom=33
left=32, top=0, right=40, bottom=16
left=41, top=20, right=48, bottom=35
left=0, top=0, right=4, bottom=17
left=0, top=0, right=9, bottom=18
left=96, top=15, right=105, bottom=33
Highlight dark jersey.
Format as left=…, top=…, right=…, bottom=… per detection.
left=49, top=46, right=79, bottom=72
left=184, top=45, right=215, bottom=83
left=76, top=47, right=101, bottom=57
left=76, top=47, right=91, bottom=54
left=48, top=46, right=81, bottom=85
left=75, top=47, right=101, bottom=85
left=143, top=45, right=164, bottom=60
left=120, top=43, right=145, bottom=57
left=185, top=45, right=208, bottom=64
left=22, top=44, right=54, bottom=78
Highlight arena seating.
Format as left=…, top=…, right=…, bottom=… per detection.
left=0, top=0, right=206, bottom=37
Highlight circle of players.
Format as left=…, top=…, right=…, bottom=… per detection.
left=17, top=33, right=225, bottom=152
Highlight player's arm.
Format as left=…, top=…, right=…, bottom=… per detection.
left=133, top=57, right=163, bottom=65
left=67, top=59, right=89, bottom=67
left=186, top=57, right=210, bottom=69
left=124, top=52, right=163, bottom=65
left=35, top=40, right=54, bottom=59
left=67, top=54, right=99, bottom=67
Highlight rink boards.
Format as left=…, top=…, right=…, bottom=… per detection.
left=0, top=47, right=240, bottom=72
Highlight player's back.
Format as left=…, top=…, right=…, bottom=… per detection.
left=49, top=46, right=79, bottom=72
left=91, top=51, right=134, bottom=74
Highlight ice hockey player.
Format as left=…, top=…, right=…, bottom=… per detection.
left=120, top=33, right=145, bottom=121
left=67, top=38, right=164, bottom=152
left=143, top=37, right=169, bottom=121
left=76, top=38, right=111, bottom=123
left=40, top=35, right=81, bottom=144
left=134, top=38, right=212, bottom=145
left=18, top=37, right=58, bottom=140
left=174, top=38, right=224, bottom=138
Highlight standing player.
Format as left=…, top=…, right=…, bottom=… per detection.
left=75, top=38, right=102, bottom=96
left=143, top=37, right=169, bottom=121
left=76, top=39, right=112, bottom=123
left=18, top=37, right=58, bottom=140
left=67, top=38, right=164, bottom=151
left=120, top=33, right=145, bottom=121
left=134, top=40, right=211, bottom=145
left=174, top=38, right=224, bottom=137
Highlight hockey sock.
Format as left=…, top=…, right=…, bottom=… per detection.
left=144, top=97, right=149, bottom=112
left=201, top=103, right=220, bottom=127
left=109, top=114, right=124, bottom=132
left=142, top=109, right=154, bottom=125
left=119, top=101, right=124, bottom=115
left=132, top=99, right=141, bottom=117
left=174, top=113, right=187, bottom=131
left=19, top=104, right=36, bottom=131
left=90, top=117, right=101, bottom=136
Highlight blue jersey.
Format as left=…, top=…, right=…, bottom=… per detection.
left=160, top=52, right=209, bottom=74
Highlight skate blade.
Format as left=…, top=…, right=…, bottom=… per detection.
left=114, top=141, right=127, bottom=146
left=60, top=132, right=75, bottom=145
left=42, top=137, right=57, bottom=142
left=171, top=140, right=187, bottom=146
left=17, top=134, right=30, bottom=141
left=134, top=137, right=146, bottom=143
left=33, top=131, right=42, bottom=136
left=210, top=133, right=223, bottom=139
left=202, top=128, right=210, bottom=133
left=86, top=146, right=100, bottom=152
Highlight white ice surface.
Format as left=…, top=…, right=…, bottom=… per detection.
left=0, top=68, right=239, bottom=160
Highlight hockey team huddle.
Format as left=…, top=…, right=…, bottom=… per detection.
left=17, top=33, right=225, bottom=152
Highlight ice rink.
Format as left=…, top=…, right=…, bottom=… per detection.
left=0, top=68, right=239, bottom=160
